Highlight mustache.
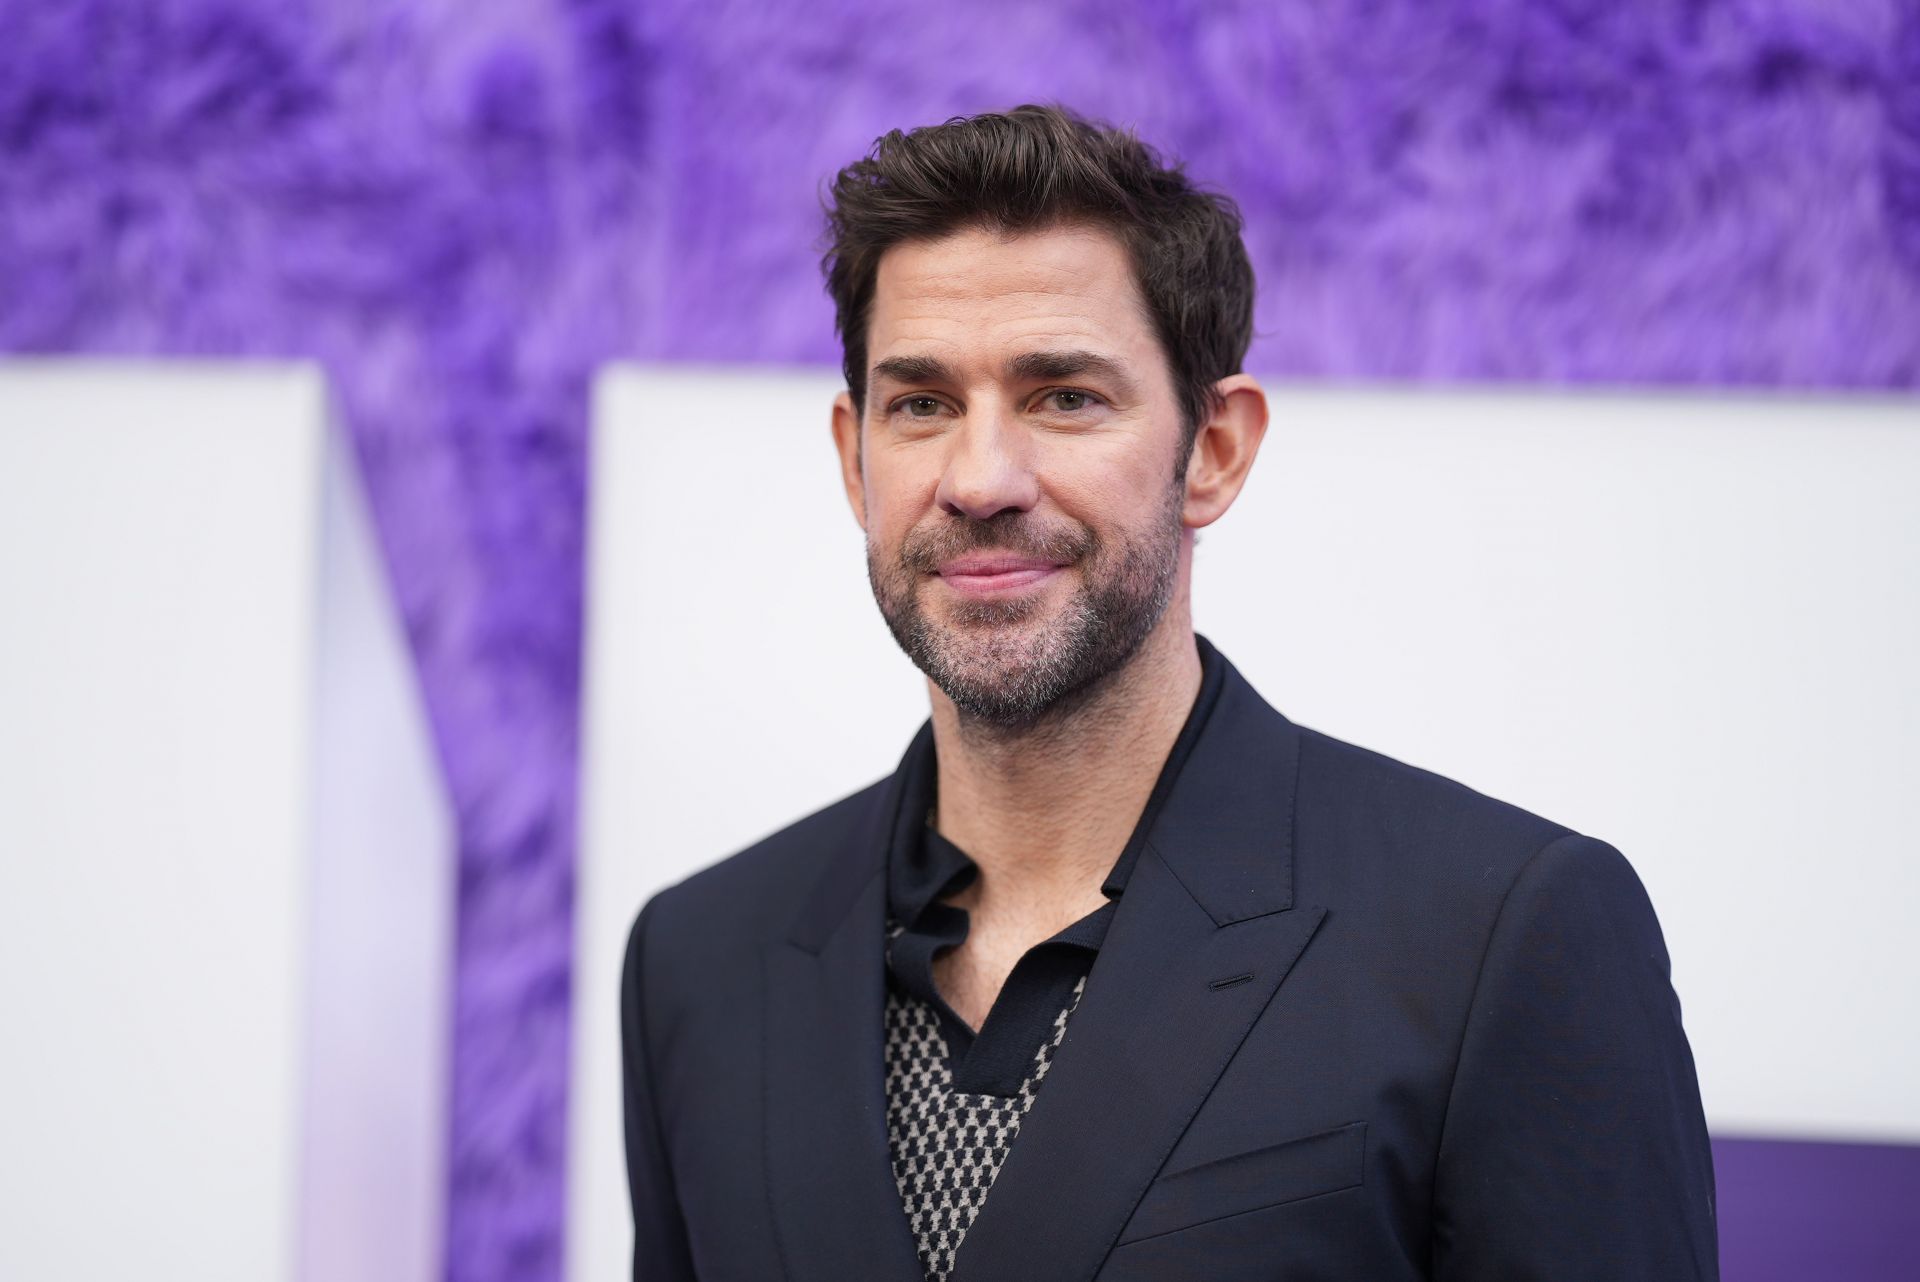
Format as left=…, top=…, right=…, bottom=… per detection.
left=897, top=510, right=1097, bottom=574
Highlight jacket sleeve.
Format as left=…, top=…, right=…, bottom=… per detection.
left=1431, top=833, right=1719, bottom=1281
left=622, top=895, right=699, bottom=1282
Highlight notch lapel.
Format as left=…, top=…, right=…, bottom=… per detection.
left=763, top=754, right=925, bottom=1282
left=948, top=659, right=1325, bottom=1282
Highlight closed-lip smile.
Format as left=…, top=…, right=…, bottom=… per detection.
left=935, top=553, right=1065, bottom=596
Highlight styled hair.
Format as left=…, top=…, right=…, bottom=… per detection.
left=821, top=104, right=1255, bottom=443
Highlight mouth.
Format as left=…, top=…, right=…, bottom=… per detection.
left=933, top=553, right=1067, bottom=599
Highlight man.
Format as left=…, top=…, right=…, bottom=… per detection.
left=621, top=105, right=1718, bottom=1281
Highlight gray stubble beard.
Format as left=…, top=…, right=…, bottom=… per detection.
left=867, top=485, right=1184, bottom=732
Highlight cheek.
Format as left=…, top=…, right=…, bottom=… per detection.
left=1041, top=444, right=1176, bottom=533
left=856, top=494, right=916, bottom=567
left=861, top=450, right=941, bottom=539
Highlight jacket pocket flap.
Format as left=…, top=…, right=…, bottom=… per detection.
left=1117, top=1121, right=1367, bottom=1246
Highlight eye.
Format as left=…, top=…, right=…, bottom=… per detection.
left=897, top=395, right=945, bottom=418
left=1039, top=388, right=1100, bottom=413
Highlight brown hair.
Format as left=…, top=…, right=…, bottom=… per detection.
left=821, top=104, right=1255, bottom=444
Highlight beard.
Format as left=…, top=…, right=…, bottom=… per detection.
left=866, top=485, right=1184, bottom=731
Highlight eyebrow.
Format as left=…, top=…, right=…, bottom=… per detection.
left=1006, top=349, right=1140, bottom=401
left=869, top=354, right=959, bottom=389
left=868, top=348, right=1140, bottom=401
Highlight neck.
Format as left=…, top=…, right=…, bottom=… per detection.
left=927, top=607, right=1203, bottom=918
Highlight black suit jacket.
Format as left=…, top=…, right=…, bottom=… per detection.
left=622, top=653, right=1718, bottom=1281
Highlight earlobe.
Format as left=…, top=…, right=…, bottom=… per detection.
left=830, top=391, right=869, bottom=531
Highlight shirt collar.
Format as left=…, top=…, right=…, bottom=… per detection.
left=885, top=635, right=1231, bottom=930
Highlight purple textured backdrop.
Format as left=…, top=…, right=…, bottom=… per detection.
left=3, top=2, right=1916, bottom=1278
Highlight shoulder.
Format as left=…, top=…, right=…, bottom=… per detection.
left=1286, top=721, right=1676, bottom=1022
left=1298, top=723, right=1569, bottom=847
left=625, top=774, right=890, bottom=973
left=1290, top=722, right=1630, bottom=920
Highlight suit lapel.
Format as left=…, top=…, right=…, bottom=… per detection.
left=763, top=737, right=927, bottom=1282
left=762, top=656, right=1317, bottom=1282
left=949, top=659, right=1325, bottom=1282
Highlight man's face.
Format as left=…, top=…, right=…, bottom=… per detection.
left=835, top=222, right=1191, bottom=729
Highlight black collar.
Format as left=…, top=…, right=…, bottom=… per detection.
left=884, top=634, right=1232, bottom=930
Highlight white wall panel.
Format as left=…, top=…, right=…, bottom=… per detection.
left=572, top=368, right=1918, bottom=1282
left=0, top=362, right=451, bottom=1282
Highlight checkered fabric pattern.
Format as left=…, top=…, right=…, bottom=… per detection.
left=883, top=971, right=1086, bottom=1282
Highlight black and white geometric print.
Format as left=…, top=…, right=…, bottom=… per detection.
left=883, top=973, right=1085, bottom=1282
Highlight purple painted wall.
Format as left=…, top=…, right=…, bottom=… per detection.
left=3, top=1, right=1915, bottom=1278
left=1714, top=1138, right=1920, bottom=1281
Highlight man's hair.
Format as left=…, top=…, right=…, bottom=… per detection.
left=822, top=104, right=1255, bottom=445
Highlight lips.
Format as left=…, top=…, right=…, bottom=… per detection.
left=934, top=553, right=1066, bottom=597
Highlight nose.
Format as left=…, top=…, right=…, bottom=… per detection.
left=934, top=406, right=1039, bottom=521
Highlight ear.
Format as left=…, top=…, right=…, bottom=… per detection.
left=1181, top=374, right=1269, bottom=530
left=831, top=390, right=868, bottom=531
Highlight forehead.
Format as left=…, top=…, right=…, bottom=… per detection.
left=866, top=223, right=1161, bottom=376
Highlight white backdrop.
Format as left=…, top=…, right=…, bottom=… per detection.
left=0, top=362, right=451, bottom=1282
left=571, top=367, right=1919, bottom=1281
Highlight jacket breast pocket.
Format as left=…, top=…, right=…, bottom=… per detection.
left=1116, top=1121, right=1368, bottom=1246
